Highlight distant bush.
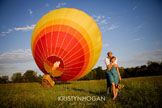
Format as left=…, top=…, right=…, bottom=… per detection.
left=0, top=76, right=9, bottom=83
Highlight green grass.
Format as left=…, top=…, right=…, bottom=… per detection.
left=0, top=76, right=162, bottom=108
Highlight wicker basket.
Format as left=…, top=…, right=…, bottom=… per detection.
left=42, top=74, right=55, bottom=88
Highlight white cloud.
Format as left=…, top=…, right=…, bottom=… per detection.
left=0, top=49, right=43, bottom=79
left=120, top=49, right=162, bottom=67
left=133, top=6, right=137, bottom=10
left=14, top=24, right=35, bottom=31
left=92, top=15, right=118, bottom=32
left=28, top=9, right=33, bottom=15
left=108, top=24, right=119, bottom=31
left=0, top=9, right=35, bottom=36
left=133, top=37, right=145, bottom=41
left=102, top=43, right=109, bottom=48
left=0, top=29, right=13, bottom=36
left=0, top=61, right=42, bottom=80
left=131, top=24, right=144, bottom=34
left=0, top=49, right=33, bottom=64
left=135, top=24, right=144, bottom=30
left=56, top=2, right=66, bottom=8
left=92, top=15, right=110, bottom=24
left=0, top=24, right=35, bottom=37
left=45, top=3, right=49, bottom=7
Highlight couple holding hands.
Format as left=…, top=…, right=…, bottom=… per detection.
left=105, top=51, right=122, bottom=100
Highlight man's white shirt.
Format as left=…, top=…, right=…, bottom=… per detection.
left=105, top=57, right=118, bottom=69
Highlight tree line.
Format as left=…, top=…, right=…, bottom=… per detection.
left=0, top=70, right=42, bottom=83
left=0, top=61, right=162, bottom=83
left=80, top=61, right=162, bottom=80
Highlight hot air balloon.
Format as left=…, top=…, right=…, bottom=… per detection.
left=31, top=8, right=102, bottom=82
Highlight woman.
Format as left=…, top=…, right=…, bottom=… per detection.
left=107, top=56, right=121, bottom=100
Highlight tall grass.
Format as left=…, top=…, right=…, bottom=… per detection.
left=0, top=76, right=162, bottom=108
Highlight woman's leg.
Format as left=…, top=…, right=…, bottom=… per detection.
left=114, top=77, right=119, bottom=98
left=115, top=85, right=119, bottom=98
left=112, top=82, right=116, bottom=100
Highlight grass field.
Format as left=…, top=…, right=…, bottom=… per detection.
left=0, top=76, right=162, bottom=108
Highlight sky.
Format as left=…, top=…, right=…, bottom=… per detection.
left=0, top=0, right=162, bottom=78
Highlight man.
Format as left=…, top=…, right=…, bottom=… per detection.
left=105, top=51, right=118, bottom=95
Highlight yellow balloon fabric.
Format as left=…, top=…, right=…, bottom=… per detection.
left=31, top=8, right=102, bottom=81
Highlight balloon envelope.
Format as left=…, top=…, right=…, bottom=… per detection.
left=31, top=8, right=102, bottom=81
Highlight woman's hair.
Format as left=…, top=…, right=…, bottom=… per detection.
left=107, top=51, right=112, bottom=55
left=110, top=56, right=116, bottom=62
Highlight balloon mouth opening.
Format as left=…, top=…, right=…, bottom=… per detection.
left=43, top=55, right=64, bottom=77
left=46, top=55, right=64, bottom=68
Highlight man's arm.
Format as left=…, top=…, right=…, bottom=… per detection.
left=105, top=58, right=111, bottom=70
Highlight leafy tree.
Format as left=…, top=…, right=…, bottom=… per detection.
left=0, top=76, right=9, bottom=83
left=37, top=74, right=43, bottom=82
left=12, top=73, right=22, bottom=83
left=23, top=70, right=38, bottom=82
left=147, top=61, right=161, bottom=75
left=119, top=67, right=126, bottom=78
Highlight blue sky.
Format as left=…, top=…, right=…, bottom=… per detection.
left=0, top=0, right=162, bottom=78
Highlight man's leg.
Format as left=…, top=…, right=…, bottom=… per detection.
left=109, top=86, right=111, bottom=93
left=106, top=72, right=111, bottom=95
left=107, top=87, right=110, bottom=95
left=106, top=82, right=111, bottom=95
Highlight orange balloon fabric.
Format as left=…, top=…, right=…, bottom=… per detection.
left=31, top=8, right=102, bottom=81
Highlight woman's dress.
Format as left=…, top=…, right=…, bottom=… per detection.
left=106, top=66, right=119, bottom=85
